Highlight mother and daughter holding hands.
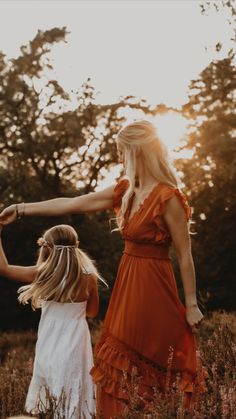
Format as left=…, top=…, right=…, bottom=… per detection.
left=0, top=120, right=207, bottom=418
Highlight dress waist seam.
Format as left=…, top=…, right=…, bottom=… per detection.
left=123, top=241, right=171, bottom=260
left=123, top=251, right=171, bottom=260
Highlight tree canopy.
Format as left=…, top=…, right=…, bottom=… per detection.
left=0, top=27, right=167, bottom=328
left=0, top=21, right=235, bottom=329
left=178, top=54, right=236, bottom=310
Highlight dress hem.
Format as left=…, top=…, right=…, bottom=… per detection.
left=91, top=332, right=208, bottom=402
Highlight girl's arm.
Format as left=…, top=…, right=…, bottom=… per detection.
left=0, top=230, right=37, bottom=283
left=163, top=196, right=203, bottom=327
left=0, top=184, right=115, bottom=225
left=86, top=275, right=99, bottom=318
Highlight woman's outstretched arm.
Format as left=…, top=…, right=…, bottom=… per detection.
left=163, top=196, right=203, bottom=327
left=0, top=184, right=115, bottom=225
left=0, top=226, right=37, bottom=282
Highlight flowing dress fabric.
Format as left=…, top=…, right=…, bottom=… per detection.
left=26, top=300, right=95, bottom=418
left=90, top=180, right=207, bottom=418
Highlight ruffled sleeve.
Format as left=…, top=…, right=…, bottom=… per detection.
left=153, top=186, right=192, bottom=245
left=154, top=186, right=192, bottom=221
left=112, top=178, right=129, bottom=214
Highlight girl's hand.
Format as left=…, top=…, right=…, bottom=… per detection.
left=186, top=304, right=204, bottom=331
left=0, top=205, right=17, bottom=225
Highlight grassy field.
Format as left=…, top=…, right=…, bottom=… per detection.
left=0, top=312, right=236, bottom=418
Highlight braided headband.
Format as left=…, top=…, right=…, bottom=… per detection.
left=37, top=237, right=81, bottom=292
left=37, top=237, right=79, bottom=249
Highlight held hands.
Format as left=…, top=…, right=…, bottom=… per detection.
left=186, top=304, right=204, bottom=333
left=0, top=205, right=17, bottom=225
left=0, top=203, right=25, bottom=225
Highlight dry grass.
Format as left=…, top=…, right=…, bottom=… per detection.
left=0, top=312, right=236, bottom=418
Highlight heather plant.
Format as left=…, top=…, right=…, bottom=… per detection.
left=34, top=386, right=76, bottom=418
left=116, top=312, right=236, bottom=419
left=0, top=312, right=236, bottom=418
left=0, top=334, right=34, bottom=418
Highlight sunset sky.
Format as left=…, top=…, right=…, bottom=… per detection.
left=0, top=0, right=233, bottom=185
left=0, top=1, right=232, bottom=104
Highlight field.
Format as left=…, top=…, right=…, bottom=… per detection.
left=0, top=312, right=236, bottom=419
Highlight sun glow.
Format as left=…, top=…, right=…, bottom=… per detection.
left=96, top=111, right=193, bottom=190
left=152, top=112, right=189, bottom=156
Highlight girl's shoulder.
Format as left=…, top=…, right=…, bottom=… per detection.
left=86, top=273, right=97, bottom=284
left=82, top=272, right=97, bottom=289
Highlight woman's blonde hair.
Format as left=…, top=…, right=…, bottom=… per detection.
left=116, top=120, right=179, bottom=229
left=18, top=224, right=104, bottom=309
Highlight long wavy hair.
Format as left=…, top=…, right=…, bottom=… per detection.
left=18, top=224, right=104, bottom=309
left=116, top=120, right=179, bottom=229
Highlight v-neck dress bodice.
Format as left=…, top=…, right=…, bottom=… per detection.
left=115, top=180, right=191, bottom=246
left=91, top=178, right=207, bottom=418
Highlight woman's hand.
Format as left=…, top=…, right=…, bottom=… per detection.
left=0, top=205, right=17, bottom=225
left=186, top=304, right=204, bottom=331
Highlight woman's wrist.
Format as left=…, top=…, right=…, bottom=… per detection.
left=185, top=293, right=198, bottom=308
left=186, top=302, right=198, bottom=308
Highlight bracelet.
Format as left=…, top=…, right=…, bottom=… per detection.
left=186, top=303, right=198, bottom=308
left=15, top=203, right=25, bottom=219
left=21, top=202, right=25, bottom=217
left=15, top=204, right=19, bottom=219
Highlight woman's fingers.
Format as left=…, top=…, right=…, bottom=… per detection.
left=189, top=316, right=202, bottom=333
left=0, top=206, right=17, bottom=224
left=186, top=305, right=204, bottom=328
left=191, top=325, right=197, bottom=334
left=190, top=317, right=203, bottom=331
left=191, top=316, right=204, bottom=333
left=186, top=313, right=204, bottom=329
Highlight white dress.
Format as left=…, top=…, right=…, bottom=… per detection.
left=25, top=300, right=95, bottom=419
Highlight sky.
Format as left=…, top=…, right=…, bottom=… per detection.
left=0, top=0, right=233, bottom=108
left=0, top=0, right=233, bottom=186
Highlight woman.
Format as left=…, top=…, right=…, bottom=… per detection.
left=0, top=120, right=207, bottom=418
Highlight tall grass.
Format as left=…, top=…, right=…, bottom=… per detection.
left=0, top=312, right=235, bottom=418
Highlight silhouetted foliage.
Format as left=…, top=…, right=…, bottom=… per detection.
left=178, top=53, right=236, bottom=310
left=0, top=21, right=235, bottom=329
left=0, top=28, right=160, bottom=329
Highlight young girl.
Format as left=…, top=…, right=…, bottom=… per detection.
left=0, top=224, right=100, bottom=419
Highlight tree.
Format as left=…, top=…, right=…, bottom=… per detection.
left=0, top=27, right=169, bottom=328
left=0, top=28, right=156, bottom=202
left=178, top=52, right=236, bottom=310
left=200, top=0, right=236, bottom=45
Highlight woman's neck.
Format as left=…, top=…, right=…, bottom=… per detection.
left=135, top=168, right=157, bottom=191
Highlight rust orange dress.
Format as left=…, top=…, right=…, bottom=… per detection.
left=91, top=180, right=207, bottom=418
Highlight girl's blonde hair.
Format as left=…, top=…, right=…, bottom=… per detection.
left=18, top=224, right=103, bottom=309
left=116, top=120, right=179, bottom=229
